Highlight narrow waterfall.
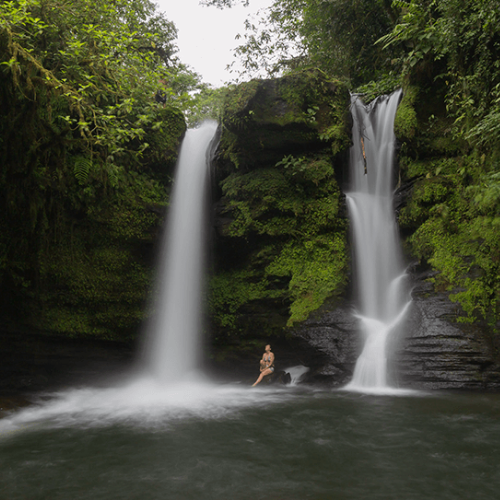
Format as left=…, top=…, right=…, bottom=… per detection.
left=143, top=120, right=218, bottom=383
left=344, top=90, right=411, bottom=392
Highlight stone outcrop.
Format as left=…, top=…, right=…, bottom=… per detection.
left=214, top=71, right=351, bottom=180
left=209, top=70, right=352, bottom=341
left=289, top=274, right=500, bottom=391
left=393, top=273, right=500, bottom=390
left=292, top=302, right=360, bottom=387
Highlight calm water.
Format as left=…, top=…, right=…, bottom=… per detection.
left=1, top=381, right=499, bottom=500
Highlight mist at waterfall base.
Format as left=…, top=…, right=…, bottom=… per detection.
left=344, top=90, right=412, bottom=394
left=2, top=121, right=500, bottom=500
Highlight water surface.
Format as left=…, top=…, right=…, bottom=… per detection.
left=1, top=383, right=499, bottom=500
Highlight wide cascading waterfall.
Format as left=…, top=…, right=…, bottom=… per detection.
left=142, top=120, right=218, bottom=383
left=344, top=90, right=411, bottom=392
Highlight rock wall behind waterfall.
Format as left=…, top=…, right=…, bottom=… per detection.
left=395, top=273, right=500, bottom=390
left=210, top=70, right=352, bottom=344
left=290, top=290, right=500, bottom=391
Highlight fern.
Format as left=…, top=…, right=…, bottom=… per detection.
left=72, top=155, right=93, bottom=184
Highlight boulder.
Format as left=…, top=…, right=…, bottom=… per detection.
left=292, top=302, right=360, bottom=387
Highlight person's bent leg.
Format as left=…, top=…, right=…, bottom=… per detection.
left=252, top=368, right=272, bottom=387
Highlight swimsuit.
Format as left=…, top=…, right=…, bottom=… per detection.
left=264, top=354, right=274, bottom=372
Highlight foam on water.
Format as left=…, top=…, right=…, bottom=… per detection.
left=0, top=121, right=279, bottom=437
left=0, top=380, right=300, bottom=436
left=286, top=365, right=310, bottom=386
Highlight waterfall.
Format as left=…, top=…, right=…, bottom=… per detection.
left=344, top=90, right=411, bottom=392
left=142, top=120, right=218, bottom=383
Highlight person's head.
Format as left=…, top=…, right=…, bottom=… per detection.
left=265, top=344, right=271, bottom=352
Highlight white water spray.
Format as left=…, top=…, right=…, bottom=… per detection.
left=142, top=120, right=218, bottom=383
left=286, top=365, right=310, bottom=386
left=344, top=91, right=411, bottom=392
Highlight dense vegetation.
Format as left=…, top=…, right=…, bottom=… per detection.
left=209, top=72, right=351, bottom=340
left=1, top=0, right=499, bottom=342
left=0, top=0, right=195, bottom=338
left=385, top=0, right=500, bottom=326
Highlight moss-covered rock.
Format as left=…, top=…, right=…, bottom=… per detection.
left=217, top=69, right=351, bottom=174
left=394, top=85, right=418, bottom=141
left=0, top=105, right=186, bottom=340
left=31, top=198, right=163, bottom=340
left=210, top=70, right=352, bottom=342
left=395, top=83, right=464, bottom=161
left=396, top=89, right=500, bottom=331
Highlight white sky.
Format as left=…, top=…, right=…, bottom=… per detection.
left=155, top=0, right=273, bottom=87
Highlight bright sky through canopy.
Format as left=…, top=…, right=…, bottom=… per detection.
left=155, top=0, right=273, bottom=87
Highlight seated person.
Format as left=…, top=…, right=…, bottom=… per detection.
left=252, top=344, right=274, bottom=387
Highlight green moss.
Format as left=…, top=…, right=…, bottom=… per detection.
left=354, top=72, right=402, bottom=103
left=400, top=153, right=500, bottom=326
left=2, top=164, right=168, bottom=340
left=211, top=146, right=348, bottom=336
left=394, top=86, right=418, bottom=140
left=266, top=234, right=348, bottom=326
left=402, top=157, right=462, bottom=179
left=408, top=214, right=499, bottom=323
left=221, top=153, right=341, bottom=238
left=31, top=208, right=157, bottom=339
left=208, top=270, right=274, bottom=331
left=209, top=231, right=348, bottom=334
left=218, top=70, right=351, bottom=170
left=212, top=72, right=352, bottom=336
left=222, top=80, right=261, bottom=120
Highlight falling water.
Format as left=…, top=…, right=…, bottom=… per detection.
left=142, top=120, right=218, bottom=383
left=344, top=90, right=411, bottom=392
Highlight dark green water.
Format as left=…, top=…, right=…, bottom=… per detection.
left=1, top=381, right=499, bottom=500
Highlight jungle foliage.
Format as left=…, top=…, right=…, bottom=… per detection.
left=385, top=0, right=500, bottom=325
left=219, top=0, right=400, bottom=86
left=2, top=0, right=500, bottom=339
left=0, top=0, right=196, bottom=338
left=211, top=152, right=348, bottom=329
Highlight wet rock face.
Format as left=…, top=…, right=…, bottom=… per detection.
left=215, top=74, right=351, bottom=175
left=293, top=276, right=500, bottom=391
left=292, top=302, right=361, bottom=387
left=393, top=278, right=500, bottom=391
